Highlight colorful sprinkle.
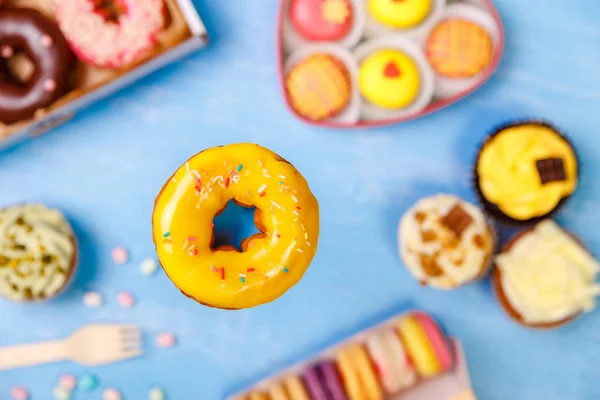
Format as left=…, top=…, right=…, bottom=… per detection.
left=220, top=267, right=225, bottom=280
left=240, top=277, right=245, bottom=283
left=225, top=177, right=231, bottom=187
left=1, top=46, right=14, bottom=58
left=247, top=268, right=255, bottom=272
left=305, top=233, right=309, bottom=239
left=10, top=386, right=28, bottom=400
left=163, top=232, right=171, bottom=238
left=237, top=164, right=243, bottom=172
left=279, top=181, right=283, bottom=185
left=296, top=206, right=301, bottom=210
left=53, top=387, right=70, bottom=400
left=292, top=195, right=299, bottom=203
left=156, top=332, right=176, bottom=348
left=140, top=258, right=158, bottom=276
left=283, top=268, right=289, bottom=273
left=148, top=387, right=166, bottom=400
left=78, top=374, right=98, bottom=391
left=187, top=236, right=196, bottom=241
left=271, top=200, right=282, bottom=209
left=189, top=248, right=198, bottom=256
left=103, top=388, right=122, bottom=400
left=44, top=79, right=57, bottom=92
left=111, top=246, right=128, bottom=264
left=260, top=192, right=267, bottom=197
left=275, top=233, right=281, bottom=238
left=59, top=374, right=77, bottom=391
left=297, top=248, right=303, bottom=253
left=211, top=266, right=219, bottom=272
left=41, top=35, right=54, bottom=48
left=258, top=184, right=267, bottom=194
left=83, top=291, right=103, bottom=308
left=117, top=291, right=135, bottom=308
left=279, top=174, right=286, bottom=179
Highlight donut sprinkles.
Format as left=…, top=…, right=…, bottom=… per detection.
left=153, top=144, right=320, bottom=309
left=53, top=0, right=166, bottom=68
left=0, top=8, right=73, bottom=124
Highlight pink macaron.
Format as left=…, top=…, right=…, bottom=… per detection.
left=412, top=312, right=454, bottom=372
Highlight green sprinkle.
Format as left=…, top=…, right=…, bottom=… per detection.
left=78, top=374, right=98, bottom=392
left=237, top=164, right=243, bottom=172
left=163, top=232, right=170, bottom=238
left=283, top=268, right=289, bottom=273
left=240, top=277, right=245, bottom=283
left=279, top=181, right=283, bottom=185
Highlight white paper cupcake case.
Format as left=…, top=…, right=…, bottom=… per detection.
left=284, top=44, right=361, bottom=125
left=427, top=2, right=502, bottom=99
left=354, top=36, right=435, bottom=122
left=364, top=0, right=447, bottom=42
left=282, top=0, right=366, bottom=54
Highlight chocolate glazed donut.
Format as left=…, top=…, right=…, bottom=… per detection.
left=0, top=8, right=73, bottom=124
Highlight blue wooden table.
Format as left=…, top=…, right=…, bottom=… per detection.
left=2, top=0, right=600, bottom=399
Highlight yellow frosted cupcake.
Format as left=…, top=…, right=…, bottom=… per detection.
left=475, top=121, right=578, bottom=224
left=368, top=0, right=432, bottom=29
left=358, top=49, right=420, bottom=109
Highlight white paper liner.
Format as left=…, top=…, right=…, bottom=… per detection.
left=364, top=0, right=447, bottom=42
left=425, top=2, right=501, bottom=99
left=284, top=44, right=361, bottom=125
left=354, top=36, right=435, bottom=122
left=227, top=310, right=466, bottom=400
left=283, top=0, right=366, bottom=54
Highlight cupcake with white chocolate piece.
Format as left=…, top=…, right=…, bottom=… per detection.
left=398, top=194, right=495, bottom=289
left=0, top=204, right=77, bottom=302
left=493, top=220, right=600, bottom=329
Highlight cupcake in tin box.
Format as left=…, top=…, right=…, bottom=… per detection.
left=424, top=2, right=501, bottom=99
left=284, top=44, right=361, bottom=124
left=364, top=0, right=446, bottom=40
left=354, top=36, right=435, bottom=122
left=284, top=0, right=366, bottom=51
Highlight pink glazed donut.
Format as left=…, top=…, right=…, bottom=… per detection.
left=53, top=0, right=165, bottom=68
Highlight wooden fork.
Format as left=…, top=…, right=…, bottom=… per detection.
left=0, top=324, right=142, bottom=370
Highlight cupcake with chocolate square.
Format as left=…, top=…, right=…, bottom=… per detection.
left=493, top=220, right=600, bottom=329
left=0, top=204, right=77, bottom=302
left=474, top=121, right=578, bottom=224
left=398, top=194, right=495, bottom=289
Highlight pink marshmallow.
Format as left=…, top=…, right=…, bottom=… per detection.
left=156, top=332, right=176, bottom=348
left=117, top=291, right=135, bottom=308
left=10, top=386, right=28, bottom=400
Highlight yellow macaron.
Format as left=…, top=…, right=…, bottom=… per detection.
left=337, top=343, right=384, bottom=400
left=397, top=315, right=440, bottom=378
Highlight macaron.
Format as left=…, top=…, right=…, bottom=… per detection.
left=268, top=376, right=311, bottom=400
left=303, top=360, right=347, bottom=400
left=337, top=343, right=384, bottom=400
left=397, top=315, right=440, bottom=378
left=412, top=312, right=453, bottom=372
left=365, top=329, right=417, bottom=394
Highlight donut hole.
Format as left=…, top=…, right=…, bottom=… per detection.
left=211, top=200, right=261, bottom=252
left=93, top=0, right=128, bottom=23
left=2, top=49, right=35, bottom=84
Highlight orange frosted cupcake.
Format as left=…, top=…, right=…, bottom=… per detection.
left=286, top=53, right=351, bottom=120
left=425, top=19, right=493, bottom=78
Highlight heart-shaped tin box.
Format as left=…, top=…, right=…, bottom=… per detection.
left=278, top=0, right=505, bottom=128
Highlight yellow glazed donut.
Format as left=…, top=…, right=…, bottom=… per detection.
left=368, top=0, right=432, bottom=29
left=152, top=143, right=320, bottom=309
